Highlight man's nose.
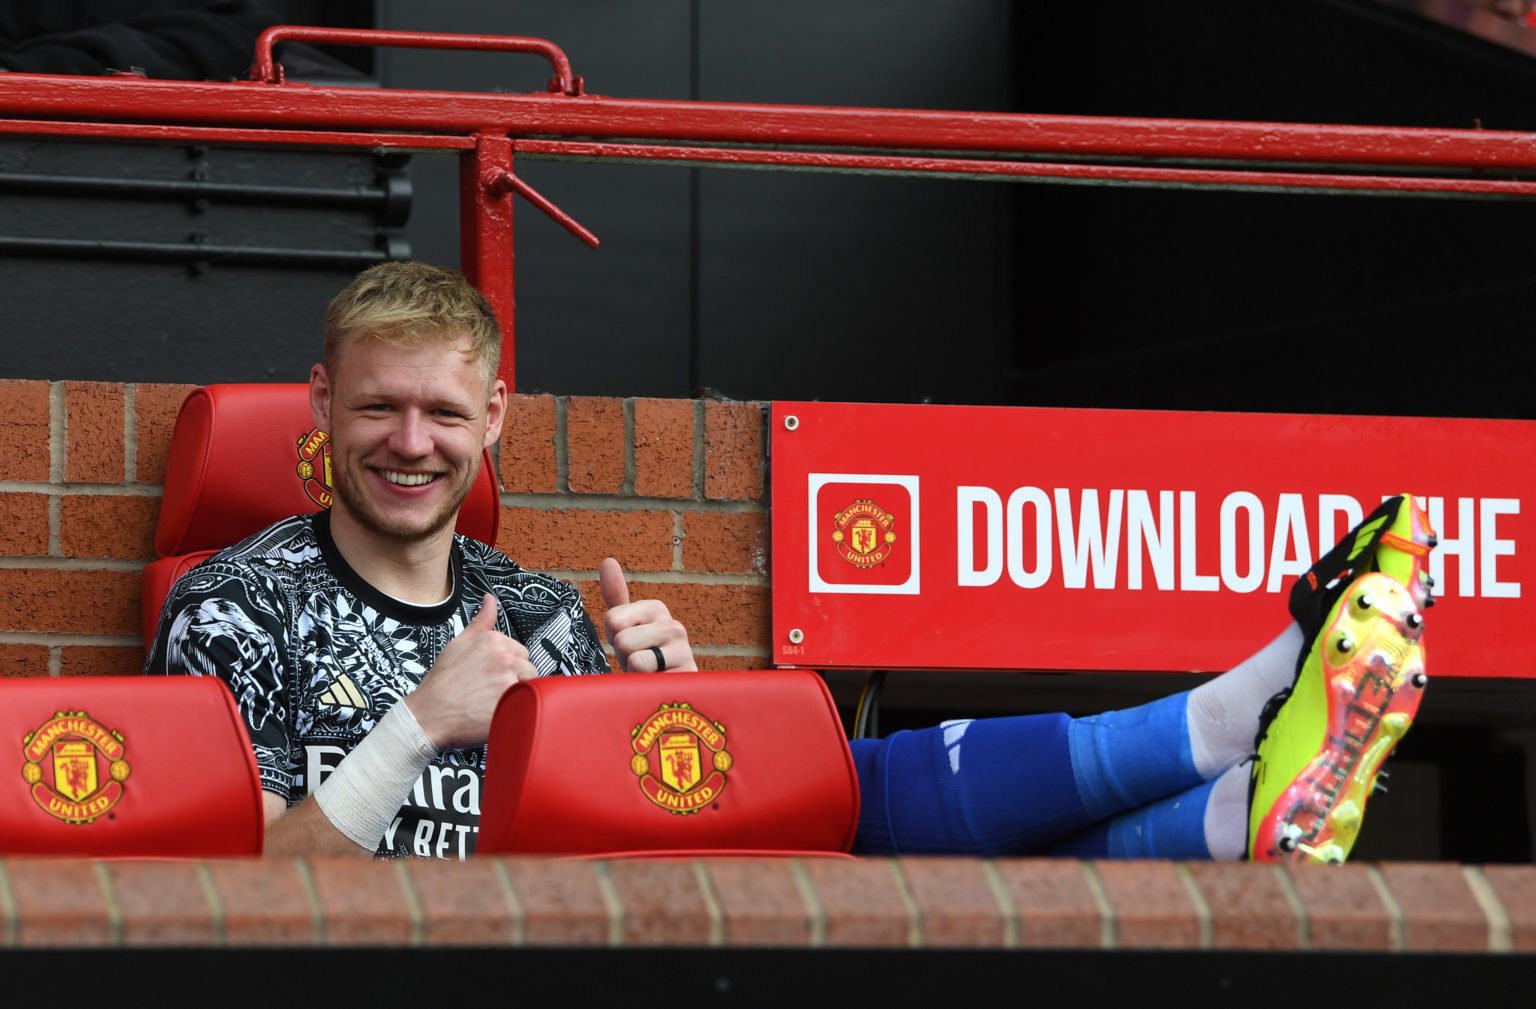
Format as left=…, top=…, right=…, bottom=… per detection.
left=387, top=410, right=433, bottom=458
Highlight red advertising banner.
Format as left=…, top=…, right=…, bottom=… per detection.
left=770, top=402, right=1534, bottom=679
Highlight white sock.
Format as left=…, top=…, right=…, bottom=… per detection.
left=1203, top=764, right=1252, bottom=861
left=1186, top=623, right=1303, bottom=778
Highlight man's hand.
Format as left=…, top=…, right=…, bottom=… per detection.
left=599, top=557, right=696, bottom=673
left=404, top=593, right=538, bottom=749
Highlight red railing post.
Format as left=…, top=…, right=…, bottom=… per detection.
left=460, top=132, right=516, bottom=390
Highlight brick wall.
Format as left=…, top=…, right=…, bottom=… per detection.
left=0, top=382, right=770, bottom=678
left=2, top=856, right=1534, bottom=951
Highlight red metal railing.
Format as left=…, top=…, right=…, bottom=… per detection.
left=247, top=25, right=581, bottom=94
left=3, top=25, right=1535, bottom=387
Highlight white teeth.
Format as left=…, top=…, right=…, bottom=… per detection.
left=381, top=471, right=436, bottom=487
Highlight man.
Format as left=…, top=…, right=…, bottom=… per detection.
left=148, top=261, right=1435, bottom=864
left=147, top=261, right=695, bottom=858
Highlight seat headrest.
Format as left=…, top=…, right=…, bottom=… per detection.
left=479, top=670, right=859, bottom=856
left=155, top=384, right=501, bottom=556
left=0, top=677, right=264, bottom=856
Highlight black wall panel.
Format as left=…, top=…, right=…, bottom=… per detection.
left=378, top=0, right=1012, bottom=403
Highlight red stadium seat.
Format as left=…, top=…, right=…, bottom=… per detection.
left=479, top=669, right=859, bottom=857
left=0, top=676, right=264, bottom=856
left=142, top=383, right=501, bottom=647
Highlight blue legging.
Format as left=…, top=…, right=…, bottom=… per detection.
left=849, top=691, right=1211, bottom=856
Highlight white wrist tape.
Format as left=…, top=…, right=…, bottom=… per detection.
left=313, top=700, right=438, bottom=852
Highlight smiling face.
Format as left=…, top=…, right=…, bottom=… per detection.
left=310, top=330, right=506, bottom=549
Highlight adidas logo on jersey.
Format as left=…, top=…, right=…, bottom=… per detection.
left=317, top=673, right=369, bottom=711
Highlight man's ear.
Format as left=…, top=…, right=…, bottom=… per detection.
left=483, top=378, right=508, bottom=450
left=309, top=364, right=333, bottom=433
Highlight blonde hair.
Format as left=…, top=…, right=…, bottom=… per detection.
left=324, top=262, right=501, bottom=385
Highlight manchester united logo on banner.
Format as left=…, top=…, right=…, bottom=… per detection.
left=295, top=428, right=334, bottom=509
left=20, top=711, right=131, bottom=824
left=629, top=702, right=732, bottom=815
left=806, top=474, right=920, bottom=595
left=832, top=499, right=897, bottom=568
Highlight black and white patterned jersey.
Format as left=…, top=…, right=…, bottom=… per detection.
left=143, top=511, right=608, bottom=859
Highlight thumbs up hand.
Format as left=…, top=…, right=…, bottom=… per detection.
left=405, top=592, right=539, bottom=749
left=598, top=557, right=696, bottom=673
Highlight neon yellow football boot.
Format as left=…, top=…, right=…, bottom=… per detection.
left=1248, top=494, right=1435, bottom=864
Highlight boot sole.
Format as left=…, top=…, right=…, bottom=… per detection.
left=1251, top=572, right=1427, bottom=863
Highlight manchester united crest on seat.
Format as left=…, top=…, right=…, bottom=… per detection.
left=20, top=710, right=131, bottom=824
left=295, top=427, right=334, bottom=508
left=629, top=702, right=732, bottom=815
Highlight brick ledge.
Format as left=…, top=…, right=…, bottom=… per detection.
left=1, top=857, right=1532, bottom=952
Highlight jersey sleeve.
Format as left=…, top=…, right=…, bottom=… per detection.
left=143, top=560, right=296, bottom=796
left=510, top=578, right=610, bottom=677
left=467, top=547, right=611, bottom=678
left=566, top=591, right=609, bottom=676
